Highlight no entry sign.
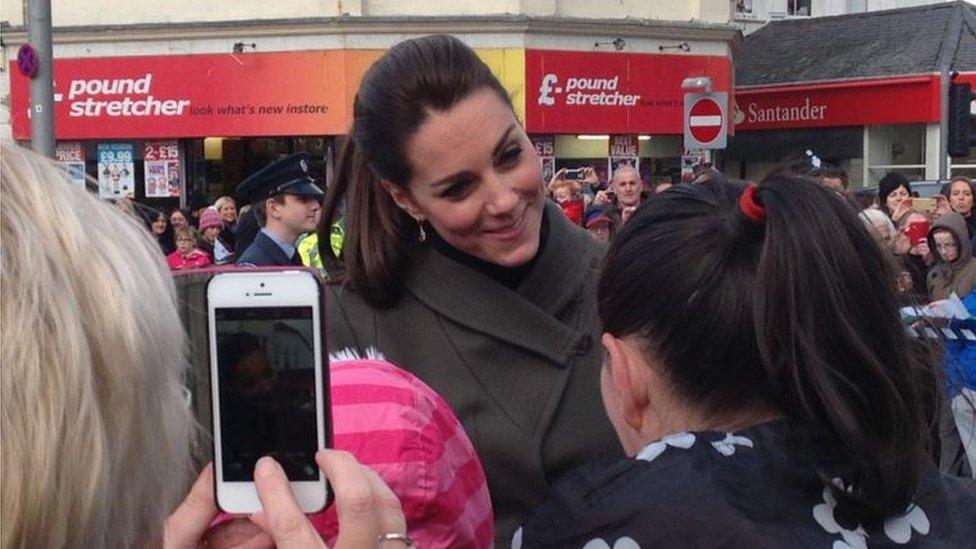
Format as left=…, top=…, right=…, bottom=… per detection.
left=684, top=92, right=728, bottom=149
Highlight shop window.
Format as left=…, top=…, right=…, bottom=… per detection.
left=788, top=0, right=811, bottom=16
left=80, top=140, right=185, bottom=217
left=950, top=166, right=976, bottom=180
left=866, top=124, right=926, bottom=186
left=949, top=145, right=976, bottom=180
left=734, top=0, right=754, bottom=17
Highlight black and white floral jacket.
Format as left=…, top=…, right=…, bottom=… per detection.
left=514, top=419, right=976, bottom=548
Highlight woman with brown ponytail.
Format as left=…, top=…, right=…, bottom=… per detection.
left=514, top=175, right=976, bottom=547
left=319, top=35, right=622, bottom=544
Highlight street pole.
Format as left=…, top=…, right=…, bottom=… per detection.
left=28, top=0, right=55, bottom=157
left=939, top=68, right=950, bottom=180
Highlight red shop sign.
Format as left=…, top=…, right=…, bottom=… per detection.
left=9, top=51, right=370, bottom=140
left=733, top=75, right=941, bottom=131
left=525, top=49, right=732, bottom=134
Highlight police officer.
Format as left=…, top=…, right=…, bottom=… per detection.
left=235, top=152, right=324, bottom=266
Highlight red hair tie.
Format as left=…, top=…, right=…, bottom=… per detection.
left=739, top=185, right=766, bottom=224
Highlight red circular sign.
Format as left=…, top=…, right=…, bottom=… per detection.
left=17, top=44, right=39, bottom=79
left=688, top=97, right=723, bottom=144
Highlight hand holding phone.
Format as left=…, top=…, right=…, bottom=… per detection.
left=208, top=270, right=330, bottom=514
left=562, top=168, right=586, bottom=181
left=581, top=167, right=600, bottom=184
left=904, top=220, right=930, bottom=246
left=165, top=451, right=407, bottom=548
left=909, top=197, right=936, bottom=214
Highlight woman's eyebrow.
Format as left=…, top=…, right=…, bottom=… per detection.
left=429, top=124, right=518, bottom=189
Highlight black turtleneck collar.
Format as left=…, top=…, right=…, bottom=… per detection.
left=426, top=208, right=551, bottom=290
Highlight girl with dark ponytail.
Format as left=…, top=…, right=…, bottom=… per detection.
left=321, top=35, right=622, bottom=545
left=516, top=176, right=975, bottom=548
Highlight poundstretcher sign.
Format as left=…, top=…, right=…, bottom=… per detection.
left=526, top=49, right=732, bottom=134
left=9, top=51, right=384, bottom=140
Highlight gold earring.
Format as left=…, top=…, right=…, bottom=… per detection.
left=417, top=218, right=427, bottom=242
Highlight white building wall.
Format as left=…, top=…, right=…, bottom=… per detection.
left=0, top=0, right=733, bottom=27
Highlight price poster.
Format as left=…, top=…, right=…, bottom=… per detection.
left=55, top=141, right=87, bottom=187
left=531, top=135, right=556, bottom=185
left=143, top=141, right=182, bottom=198
left=608, top=135, right=639, bottom=177
left=97, top=143, right=135, bottom=198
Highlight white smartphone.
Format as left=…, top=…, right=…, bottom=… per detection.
left=207, top=270, right=330, bottom=514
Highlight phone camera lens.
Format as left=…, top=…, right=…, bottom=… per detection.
left=259, top=282, right=265, bottom=288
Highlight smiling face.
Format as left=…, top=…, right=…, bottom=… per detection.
left=385, top=88, right=544, bottom=267
left=949, top=180, right=974, bottom=216
left=170, top=211, right=188, bottom=231
left=151, top=214, right=168, bottom=235
left=218, top=201, right=238, bottom=223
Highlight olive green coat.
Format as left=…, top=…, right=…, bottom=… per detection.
left=325, top=205, right=623, bottom=544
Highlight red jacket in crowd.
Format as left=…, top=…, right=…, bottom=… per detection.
left=166, top=249, right=212, bottom=270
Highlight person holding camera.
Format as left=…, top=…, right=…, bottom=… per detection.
left=592, top=165, right=646, bottom=226
left=1, top=142, right=408, bottom=549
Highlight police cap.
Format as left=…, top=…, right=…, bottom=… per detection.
left=236, top=152, right=324, bottom=204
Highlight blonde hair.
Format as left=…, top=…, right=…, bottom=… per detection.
left=174, top=226, right=198, bottom=246
left=214, top=195, right=236, bottom=212
left=859, top=207, right=896, bottom=243
left=1, top=143, right=193, bottom=548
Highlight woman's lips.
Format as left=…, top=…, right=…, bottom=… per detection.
left=484, top=209, right=527, bottom=241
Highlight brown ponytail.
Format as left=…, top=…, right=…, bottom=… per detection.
left=320, top=138, right=415, bottom=308
left=599, top=175, right=938, bottom=526
left=753, top=176, right=934, bottom=523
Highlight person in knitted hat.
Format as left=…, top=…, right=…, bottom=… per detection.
left=585, top=211, right=614, bottom=243
left=197, top=207, right=235, bottom=264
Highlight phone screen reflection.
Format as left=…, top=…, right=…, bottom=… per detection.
left=215, top=306, right=318, bottom=481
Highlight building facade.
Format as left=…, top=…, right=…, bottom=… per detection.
left=1, top=1, right=739, bottom=209
left=727, top=1, right=976, bottom=189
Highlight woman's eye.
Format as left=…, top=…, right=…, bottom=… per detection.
left=498, top=146, right=522, bottom=166
left=442, top=179, right=471, bottom=199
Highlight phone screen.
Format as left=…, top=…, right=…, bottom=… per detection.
left=564, top=169, right=585, bottom=181
left=215, top=306, right=319, bottom=482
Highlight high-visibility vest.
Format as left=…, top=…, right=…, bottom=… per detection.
left=297, top=222, right=344, bottom=272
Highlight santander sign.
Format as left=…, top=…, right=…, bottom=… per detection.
left=744, top=97, right=827, bottom=124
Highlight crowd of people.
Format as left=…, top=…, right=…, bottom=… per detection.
left=3, top=34, right=976, bottom=549
left=548, top=153, right=976, bottom=317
